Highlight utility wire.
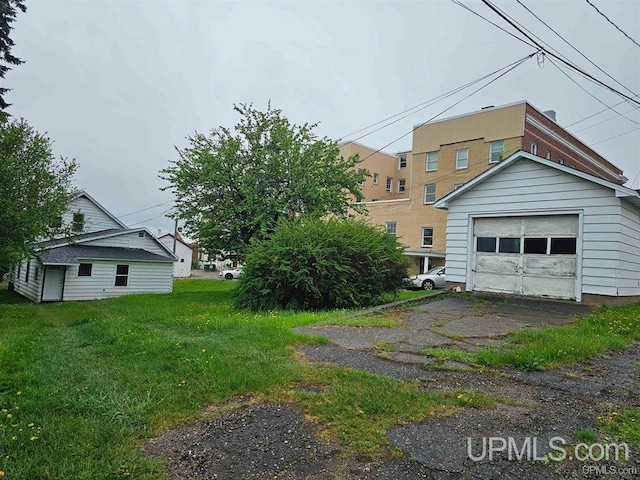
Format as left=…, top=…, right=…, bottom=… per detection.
left=128, top=207, right=175, bottom=227
left=117, top=200, right=174, bottom=219
left=588, top=126, right=640, bottom=147
left=571, top=107, right=639, bottom=134
left=517, top=0, right=639, bottom=101
left=547, top=57, right=640, bottom=127
left=584, top=0, right=640, bottom=49
left=564, top=98, right=633, bottom=128
left=356, top=52, right=536, bottom=164
left=478, top=0, right=640, bottom=106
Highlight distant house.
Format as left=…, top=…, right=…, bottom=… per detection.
left=158, top=234, right=193, bottom=278
left=434, top=152, right=640, bottom=304
left=8, top=191, right=177, bottom=302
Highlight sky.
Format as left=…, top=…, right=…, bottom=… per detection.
left=8, top=0, right=640, bottom=236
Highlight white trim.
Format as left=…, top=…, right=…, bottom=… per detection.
left=526, top=114, right=624, bottom=182
left=455, top=148, right=469, bottom=170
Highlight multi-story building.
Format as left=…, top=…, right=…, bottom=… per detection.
left=341, top=101, right=627, bottom=274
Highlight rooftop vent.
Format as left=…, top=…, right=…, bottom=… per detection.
left=543, top=110, right=557, bottom=121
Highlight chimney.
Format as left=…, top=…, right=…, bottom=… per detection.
left=543, top=110, right=557, bottom=122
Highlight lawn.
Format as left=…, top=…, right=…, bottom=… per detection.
left=0, top=281, right=466, bottom=479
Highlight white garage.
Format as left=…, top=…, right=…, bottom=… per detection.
left=434, top=152, right=640, bottom=303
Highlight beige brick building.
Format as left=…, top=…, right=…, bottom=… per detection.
left=340, top=101, right=627, bottom=275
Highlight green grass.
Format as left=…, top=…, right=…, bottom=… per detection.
left=0, top=280, right=335, bottom=479
left=421, top=347, right=482, bottom=366
left=598, top=406, right=640, bottom=445
left=475, top=303, right=640, bottom=369
left=295, top=367, right=495, bottom=457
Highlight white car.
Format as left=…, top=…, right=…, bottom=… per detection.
left=219, top=267, right=243, bottom=280
left=409, top=267, right=446, bottom=290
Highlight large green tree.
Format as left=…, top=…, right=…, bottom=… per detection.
left=0, top=118, right=77, bottom=273
left=0, top=0, right=27, bottom=115
left=161, top=103, right=367, bottom=260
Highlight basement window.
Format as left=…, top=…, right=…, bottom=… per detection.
left=115, top=264, right=129, bottom=286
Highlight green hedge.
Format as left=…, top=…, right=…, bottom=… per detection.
left=235, top=217, right=408, bottom=310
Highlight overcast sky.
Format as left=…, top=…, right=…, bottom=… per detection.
left=8, top=0, right=640, bottom=236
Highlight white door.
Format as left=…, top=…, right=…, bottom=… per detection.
left=472, top=215, right=578, bottom=300
left=42, top=266, right=65, bottom=301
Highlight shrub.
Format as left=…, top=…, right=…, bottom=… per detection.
left=235, top=217, right=408, bottom=310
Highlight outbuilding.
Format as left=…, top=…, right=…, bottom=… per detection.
left=434, top=152, right=640, bottom=304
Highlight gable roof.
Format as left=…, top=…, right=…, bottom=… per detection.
left=37, top=245, right=176, bottom=265
left=158, top=233, right=193, bottom=250
left=433, top=151, right=640, bottom=210
left=73, top=191, right=128, bottom=229
left=37, top=227, right=179, bottom=261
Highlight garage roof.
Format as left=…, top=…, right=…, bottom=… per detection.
left=37, top=245, right=176, bottom=265
left=434, top=152, right=640, bottom=210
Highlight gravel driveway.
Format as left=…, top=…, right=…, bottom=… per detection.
left=145, top=294, right=639, bottom=479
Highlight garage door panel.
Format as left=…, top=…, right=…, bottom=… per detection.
left=475, top=217, right=522, bottom=236
left=524, top=215, right=577, bottom=236
left=523, top=255, right=576, bottom=277
left=475, top=253, right=520, bottom=274
left=522, top=277, right=575, bottom=300
left=474, top=272, right=521, bottom=294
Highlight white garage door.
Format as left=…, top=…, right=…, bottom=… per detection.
left=472, top=215, right=578, bottom=300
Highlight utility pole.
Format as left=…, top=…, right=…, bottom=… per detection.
left=173, top=218, right=178, bottom=254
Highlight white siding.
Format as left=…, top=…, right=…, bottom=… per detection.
left=83, top=231, right=168, bottom=256
left=158, top=236, right=192, bottom=277
left=62, top=261, right=173, bottom=301
left=444, top=159, right=636, bottom=298
left=10, top=257, right=44, bottom=302
left=63, top=195, right=124, bottom=233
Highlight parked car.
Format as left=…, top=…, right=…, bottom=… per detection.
left=219, top=267, right=243, bottom=280
left=408, top=267, right=446, bottom=290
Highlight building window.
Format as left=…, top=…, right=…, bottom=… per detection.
left=558, top=157, right=564, bottom=165
left=531, top=143, right=538, bottom=155
left=524, top=238, right=547, bottom=254
left=421, top=227, right=434, bottom=247
left=398, top=154, right=407, bottom=169
left=25, top=261, right=30, bottom=283
left=386, top=177, right=393, bottom=192
left=51, top=216, right=63, bottom=228
left=78, top=263, right=93, bottom=277
left=358, top=168, right=366, bottom=186
left=546, top=151, right=551, bottom=160
left=550, top=238, right=576, bottom=254
left=456, top=149, right=469, bottom=169
left=17, top=263, right=21, bottom=279
left=426, top=151, right=438, bottom=171
left=115, top=264, right=129, bottom=286
left=138, top=231, right=145, bottom=238
left=477, top=237, right=497, bottom=252
left=397, top=178, right=406, bottom=193
left=385, top=222, right=397, bottom=236
left=489, top=140, right=505, bottom=163
left=72, top=212, right=85, bottom=232
left=373, top=172, right=379, bottom=185
left=424, top=183, right=436, bottom=204
left=34, top=267, right=39, bottom=282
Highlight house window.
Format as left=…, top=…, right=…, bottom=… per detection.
left=421, top=227, right=434, bottom=247
left=456, top=149, right=469, bottom=169
left=426, top=151, right=438, bottom=171
left=398, top=154, right=407, bottom=169
left=477, top=237, right=497, bottom=252
left=51, top=216, right=63, bottom=228
left=25, top=261, right=30, bottom=283
left=531, top=143, right=538, bottom=155
left=138, top=232, right=145, bottom=238
left=385, top=222, right=397, bottom=236
left=386, top=177, right=393, bottom=192
left=72, top=212, right=85, bottom=232
left=373, top=172, right=379, bottom=185
left=424, top=183, right=436, bottom=204
left=546, top=151, right=551, bottom=160
left=358, top=168, right=366, bottom=186
left=489, top=140, right=504, bottom=163
left=78, top=263, right=93, bottom=277
left=498, top=238, right=521, bottom=254
left=17, top=263, right=21, bottom=279
left=115, top=264, right=129, bottom=286
left=34, top=267, right=39, bottom=282
left=558, top=157, right=564, bottom=165
left=397, top=178, right=406, bottom=193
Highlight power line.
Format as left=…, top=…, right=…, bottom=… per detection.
left=588, top=126, right=640, bottom=147
left=356, top=52, right=536, bottom=164
left=584, top=0, right=640, bottom=49
left=571, top=107, right=639, bottom=134
left=516, top=0, right=639, bottom=102
left=564, top=98, right=632, bottom=128
left=117, top=200, right=174, bottom=219
left=128, top=207, right=175, bottom=227
left=478, top=0, right=640, bottom=107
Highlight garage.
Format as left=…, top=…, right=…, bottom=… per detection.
left=472, top=215, right=578, bottom=300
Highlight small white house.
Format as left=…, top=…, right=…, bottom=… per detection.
left=158, top=234, right=193, bottom=278
left=434, top=152, right=640, bottom=304
left=9, top=191, right=177, bottom=302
